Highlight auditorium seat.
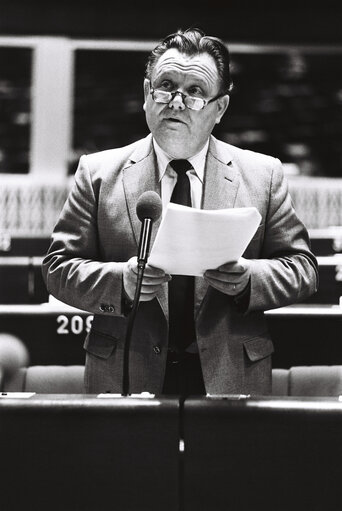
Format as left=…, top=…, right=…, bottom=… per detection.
left=272, top=365, right=342, bottom=396
left=2, top=364, right=342, bottom=396
left=271, top=368, right=289, bottom=395
left=2, top=365, right=85, bottom=393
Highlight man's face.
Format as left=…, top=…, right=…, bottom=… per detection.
left=143, top=48, right=229, bottom=159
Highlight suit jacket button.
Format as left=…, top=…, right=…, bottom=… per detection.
left=153, top=346, right=161, bottom=354
left=99, top=304, right=106, bottom=312
left=108, top=305, right=115, bottom=313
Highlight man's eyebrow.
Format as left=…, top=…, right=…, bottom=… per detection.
left=154, top=73, right=173, bottom=81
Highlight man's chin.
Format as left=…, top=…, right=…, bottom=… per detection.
left=154, top=132, right=194, bottom=158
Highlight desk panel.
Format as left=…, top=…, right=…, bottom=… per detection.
left=0, top=305, right=90, bottom=364
left=307, top=256, right=342, bottom=304
left=1, top=394, right=341, bottom=511
left=0, top=395, right=179, bottom=511
left=0, top=256, right=48, bottom=304
left=266, top=304, right=342, bottom=368
left=309, top=227, right=342, bottom=256
left=184, top=396, right=342, bottom=511
left=0, top=236, right=50, bottom=256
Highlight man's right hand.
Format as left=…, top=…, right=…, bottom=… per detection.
left=123, top=257, right=171, bottom=301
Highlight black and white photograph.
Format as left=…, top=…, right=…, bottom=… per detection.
left=0, top=1, right=342, bottom=509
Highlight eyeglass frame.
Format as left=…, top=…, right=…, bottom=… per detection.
left=147, top=79, right=226, bottom=111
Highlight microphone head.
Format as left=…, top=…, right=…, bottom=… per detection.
left=136, top=191, right=162, bottom=222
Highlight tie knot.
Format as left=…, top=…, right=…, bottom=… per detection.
left=169, top=159, right=192, bottom=176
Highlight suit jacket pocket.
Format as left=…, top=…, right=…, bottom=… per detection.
left=83, top=328, right=118, bottom=359
left=243, top=334, right=274, bottom=362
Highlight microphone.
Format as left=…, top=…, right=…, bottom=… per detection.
left=0, top=334, right=29, bottom=390
left=122, top=191, right=162, bottom=396
left=136, top=191, right=163, bottom=271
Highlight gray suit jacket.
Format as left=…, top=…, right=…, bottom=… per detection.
left=42, top=134, right=318, bottom=394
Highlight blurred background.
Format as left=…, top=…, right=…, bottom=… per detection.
left=1, top=0, right=342, bottom=241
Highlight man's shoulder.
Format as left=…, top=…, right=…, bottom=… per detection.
left=82, top=135, right=152, bottom=170
left=212, top=136, right=279, bottom=170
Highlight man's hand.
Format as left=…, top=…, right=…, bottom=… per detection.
left=123, top=257, right=171, bottom=302
left=204, top=257, right=251, bottom=296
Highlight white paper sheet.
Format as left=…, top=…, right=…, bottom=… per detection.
left=148, top=203, right=262, bottom=276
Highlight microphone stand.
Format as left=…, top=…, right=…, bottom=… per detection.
left=122, top=218, right=152, bottom=396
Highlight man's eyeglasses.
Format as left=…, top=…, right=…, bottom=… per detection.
left=148, top=81, right=224, bottom=111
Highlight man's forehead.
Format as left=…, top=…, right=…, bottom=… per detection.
left=152, top=48, right=219, bottom=82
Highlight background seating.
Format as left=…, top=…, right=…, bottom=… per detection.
left=272, top=366, right=342, bottom=396
left=3, top=365, right=85, bottom=393
left=2, top=362, right=342, bottom=396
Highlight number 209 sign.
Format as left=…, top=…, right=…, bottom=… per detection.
left=57, top=315, right=93, bottom=335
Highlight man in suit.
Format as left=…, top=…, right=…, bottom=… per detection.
left=42, top=28, right=318, bottom=396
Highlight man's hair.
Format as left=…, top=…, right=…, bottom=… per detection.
left=145, top=28, right=233, bottom=95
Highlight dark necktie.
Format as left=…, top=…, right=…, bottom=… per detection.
left=168, top=159, right=196, bottom=352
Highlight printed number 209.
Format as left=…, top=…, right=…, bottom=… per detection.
left=57, top=315, right=93, bottom=335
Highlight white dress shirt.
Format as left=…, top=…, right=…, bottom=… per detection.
left=153, top=139, right=210, bottom=354
left=153, top=138, right=209, bottom=211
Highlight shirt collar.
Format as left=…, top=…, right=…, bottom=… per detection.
left=153, top=138, right=209, bottom=183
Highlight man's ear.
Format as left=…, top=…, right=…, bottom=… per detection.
left=143, top=78, right=150, bottom=112
left=215, top=94, right=230, bottom=124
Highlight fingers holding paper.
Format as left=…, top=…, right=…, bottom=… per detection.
left=123, top=256, right=171, bottom=301
left=204, top=257, right=251, bottom=296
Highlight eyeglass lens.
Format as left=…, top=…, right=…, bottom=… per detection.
left=152, top=89, right=204, bottom=110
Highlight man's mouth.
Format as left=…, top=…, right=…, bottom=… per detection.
left=163, top=118, right=185, bottom=124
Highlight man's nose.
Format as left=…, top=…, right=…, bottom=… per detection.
left=168, top=92, right=186, bottom=110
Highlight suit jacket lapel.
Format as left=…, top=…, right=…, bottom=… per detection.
left=195, top=136, right=240, bottom=316
left=122, top=135, right=168, bottom=319
left=122, top=135, right=162, bottom=247
left=202, top=137, right=239, bottom=210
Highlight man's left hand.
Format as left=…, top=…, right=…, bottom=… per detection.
left=204, top=257, right=251, bottom=296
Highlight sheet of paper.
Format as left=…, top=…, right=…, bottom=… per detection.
left=148, top=203, right=262, bottom=276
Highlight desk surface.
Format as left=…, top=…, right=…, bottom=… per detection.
left=266, top=303, right=342, bottom=316
left=0, top=302, right=341, bottom=316
left=0, top=303, right=89, bottom=315
left=0, top=394, right=341, bottom=405
left=0, top=393, right=179, bottom=408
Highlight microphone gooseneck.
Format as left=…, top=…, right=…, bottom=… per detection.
left=122, top=191, right=162, bottom=396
